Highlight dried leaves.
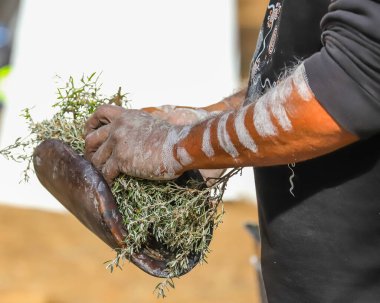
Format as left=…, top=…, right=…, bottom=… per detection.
left=0, top=73, right=239, bottom=298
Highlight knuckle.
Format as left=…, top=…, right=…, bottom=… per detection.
left=84, top=132, right=95, bottom=147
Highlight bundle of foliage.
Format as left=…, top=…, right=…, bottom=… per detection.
left=0, top=73, right=240, bottom=298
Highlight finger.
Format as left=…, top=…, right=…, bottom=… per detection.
left=84, top=104, right=126, bottom=136
left=102, top=158, right=120, bottom=186
left=84, top=124, right=111, bottom=160
left=91, top=137, right=114, bottom=170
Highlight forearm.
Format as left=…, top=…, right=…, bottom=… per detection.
left=141, top=87, right=246, bottom=126
left=142, top=87, right=247, bottom=118
left=201, top=87, right=247, bottom=112
left=171, top=64, right=358, bottom=171
left=84, top=64, right=358, bottom=181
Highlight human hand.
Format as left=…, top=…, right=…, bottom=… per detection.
left=142, top=105, right=225, bottom=184
left=85, top=107, right=190, bottom=184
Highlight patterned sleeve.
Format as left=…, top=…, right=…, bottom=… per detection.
left=304, top=0, right=380, bottom=138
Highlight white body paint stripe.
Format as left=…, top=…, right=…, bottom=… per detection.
left=162, top=125, right=191, bottom=177
left=202, top=118, right=215, bottom=158
left=253, top=99, right=278, bottom=137
left=293, top=64, right=313, bottom=101
left=177, top=146, right=193, bottom=166
left=270, top=78, right=293, bottom=131
left=253, top=84, right=293, bottom=136
left=217, top=112, right=239, bottom=158
left=251, top=62, right=314, bottom=138
left=234, top=105, right=258, bottom=153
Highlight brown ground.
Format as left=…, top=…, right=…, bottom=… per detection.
left=0, top=201, right=260, bottom=303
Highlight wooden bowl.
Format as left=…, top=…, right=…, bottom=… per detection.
left=33, top=139, right=209, bottom=278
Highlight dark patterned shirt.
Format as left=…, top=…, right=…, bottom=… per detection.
left=246, top=1, right=380, bottom=302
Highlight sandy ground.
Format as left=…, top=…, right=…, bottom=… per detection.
left=0, top=201, right=261, bottom=303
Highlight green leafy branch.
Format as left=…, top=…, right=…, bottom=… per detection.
left=0, top=73, right=240, bottom=298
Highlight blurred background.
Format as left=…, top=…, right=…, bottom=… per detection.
left=0, top=0, right=267, bottom=302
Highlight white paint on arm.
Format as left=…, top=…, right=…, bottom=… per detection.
left=253, top=76, right=293, bottom=137
left=293, top=63, right=313, bottom=101
left=234, top=105, right=258, bottom=153
left=201, top=118, right=216, bottom=158
left=252, top=63, right=312, bottom=138
left=216, top=112, right=239, bottom=158
left=161, top=125, right=192, bottom=177
left=159, top=63, right=313, bottom=173
left=253, top=99, right=279, bottom=137
left=177, top=146, right=193, bottom=166
left=269, top=77, right=293, bottom=131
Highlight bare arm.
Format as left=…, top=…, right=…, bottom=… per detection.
left=174, top=65, right=358, bottom=171
left=84, top=64, right=358, bottom=182
left=141, top=87, right=247, bottom=125
left=201, top=87, right=247, bottom=112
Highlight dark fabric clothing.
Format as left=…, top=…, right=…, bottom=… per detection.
left=305, top=0, right=380, bottom=138
left=256, top=136, right=380, bottom=303
left=245, top=1, right=380, bottom=302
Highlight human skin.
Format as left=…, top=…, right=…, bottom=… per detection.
left=85, top=87, right=247, bottom=160
left=84, top=64, right=358, bottom=185
left=84, top=87, right=247, bottom=184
